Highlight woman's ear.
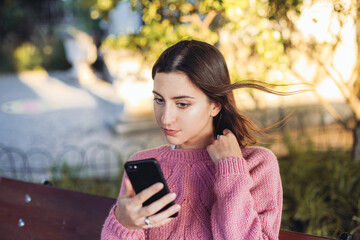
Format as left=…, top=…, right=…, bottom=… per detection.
left=210, top=102, right=222, bottom=117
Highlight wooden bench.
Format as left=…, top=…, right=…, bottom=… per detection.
left=0, top=177, right=336, bottom=240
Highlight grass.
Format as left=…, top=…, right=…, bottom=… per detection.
left=50, top=162, right=124, bottom=199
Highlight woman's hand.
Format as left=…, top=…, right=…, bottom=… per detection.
left=206, top=129, right=243, bottom=163
left=114, top=178, right=181, bottom=230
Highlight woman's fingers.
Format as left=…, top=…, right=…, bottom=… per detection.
left=117, top=181, right=180, bottom=229
left=117, top=182, right=163, bottom=227
left=151, top=202, right=181, bottom=221
left=207, top=129, right=242, bottom=162
left=141, top=203, right=181, bottom=228
left=122, top=177, right=136, bottom=198
left=222, top=128, right=232, bottom=135
left=138, top=192, right=177, bottom=217
left=142, top=217, right=172, bottom=229
left=152, top=218, right=173, bottom=227
left=131, top=182, right=164, bottom=207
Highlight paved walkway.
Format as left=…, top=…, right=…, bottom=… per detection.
left=0, top=70, right=165, bottom=181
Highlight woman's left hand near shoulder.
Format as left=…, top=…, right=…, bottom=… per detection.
left=206, top=129, right=243, bottom=163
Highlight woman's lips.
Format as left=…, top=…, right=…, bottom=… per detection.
left=163, top=128, right=179, bottom=136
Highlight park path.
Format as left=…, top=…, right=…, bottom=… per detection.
left=0, top=70, right=164, bottom=181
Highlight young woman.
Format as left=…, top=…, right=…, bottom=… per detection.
left=101, top=40, right=283, bottom=239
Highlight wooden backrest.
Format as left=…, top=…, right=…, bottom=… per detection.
left=0, top=177, right=115, bottom=240
left=0, top=177, right=335, bottom=240
left=279, top=230, right=335, bottom=240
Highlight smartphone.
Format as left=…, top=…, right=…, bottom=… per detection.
left=124, top=158, right=178, bottom=217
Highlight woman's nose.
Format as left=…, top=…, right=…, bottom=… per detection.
left=161, top=105, right=176, bottom=125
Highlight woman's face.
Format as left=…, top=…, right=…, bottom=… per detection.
left=153, top=72, right=221, bottom=150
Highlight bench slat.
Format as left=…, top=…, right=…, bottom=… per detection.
left=279, top=230, right=334, bottom=240
left=0, top=177, right=116, bottom=240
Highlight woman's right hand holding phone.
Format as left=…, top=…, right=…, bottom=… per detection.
left=114, top=178, right=181, bottom=229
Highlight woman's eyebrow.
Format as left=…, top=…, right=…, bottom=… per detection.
left=152, top=90, right=194, bottom=100
left=172, top=95, right=194, bottom=100
left=152, top=91, right=163, bottom=98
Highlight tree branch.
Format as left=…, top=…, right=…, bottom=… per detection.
left=289, top=67, right=349, bottom=129
left=203, top=10, right=217, bottom=29
left=180, top=10, right=218, bottom=30
left=316, top=57, right=360, bottom=120
left=180, top=14, right=203, bottom=28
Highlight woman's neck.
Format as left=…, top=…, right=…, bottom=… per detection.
left=178, top=134, right=216, bottom=150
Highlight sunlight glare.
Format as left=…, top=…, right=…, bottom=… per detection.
left=316, top=78, right=344, bottom=101
left=16, top=71, right=97, bottom=113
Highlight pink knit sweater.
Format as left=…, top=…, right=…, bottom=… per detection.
left=101, top=145, right=282, bottom=239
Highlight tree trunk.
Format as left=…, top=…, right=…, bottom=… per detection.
left=354, top=2, right=360, bottom=162
left=352, top=120, right=360, bottom=162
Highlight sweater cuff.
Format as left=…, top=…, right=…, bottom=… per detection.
left=101, top=204, right=144, bottom=239
left=102, top=205, right=123, bottom=237
left=216, top=156, right=248, bottom=176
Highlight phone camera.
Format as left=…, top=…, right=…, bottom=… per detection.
left=126, top=164, right=137, bottom=171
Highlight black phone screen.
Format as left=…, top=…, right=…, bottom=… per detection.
left=124, top=158, right=178, bottom=217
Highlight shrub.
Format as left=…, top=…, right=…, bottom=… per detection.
left=50, top=162, right=123, bottom=199
left=10, top=38, right=71, bottom=73
left=279, top=135, right=360, bottom=239
left=13, top=43, right=43, bottom=72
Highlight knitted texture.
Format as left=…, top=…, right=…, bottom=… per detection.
left=101, top=145, right=282, bottom=240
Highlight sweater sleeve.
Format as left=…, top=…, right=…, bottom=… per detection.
left=100, top=176, right=145, bottom=240
left=101, top=149, right=164, bottom=239
left=210, top=148, right=283, bottom=240
left=101, top=150, right=160, bottom=240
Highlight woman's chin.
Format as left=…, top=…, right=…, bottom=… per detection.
left=165, top=136, right=183, bottom=146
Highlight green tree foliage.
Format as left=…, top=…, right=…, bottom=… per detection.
left=101, top=0, right=221, bottom=64
left=267, top=0, right=302, bottom=22
left=77, top=0, right=122, bottom=20
left=0, top=0, right=63, bottom=71
left=0, top=0, right=100, bottom=72
left=13, top=43, right=43, bottom=71
left=97, top=0, right=300, bottom=74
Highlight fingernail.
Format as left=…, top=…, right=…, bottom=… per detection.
left=168, top=193, right=176, bottom=199
left=155, top=183, right=163, bottom=189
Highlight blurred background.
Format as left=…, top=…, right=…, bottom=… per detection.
left=0, top=0, right=359, bottom=238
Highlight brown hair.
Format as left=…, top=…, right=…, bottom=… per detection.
left=152, top=40, right=301, bottom=147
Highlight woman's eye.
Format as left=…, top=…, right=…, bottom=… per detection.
left=177, top=102, right=190, bottom=108
left=154, top=98, right=164, bottom=104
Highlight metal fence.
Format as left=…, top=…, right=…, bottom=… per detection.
left=0, top=142, right=118, bottom=182
left=0, top=130, right=166, bottom=183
